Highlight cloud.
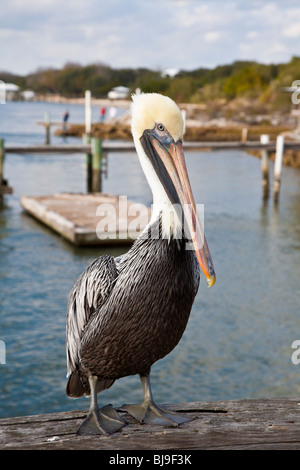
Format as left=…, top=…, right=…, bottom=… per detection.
left=282, top=23, right=300, bottom=38
left=204, top=31, right=221, bottom=43
left=1, top=0, right=300, bottom=75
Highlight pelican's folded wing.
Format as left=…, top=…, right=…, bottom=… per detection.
left=66, top=255, right=118, bottom=378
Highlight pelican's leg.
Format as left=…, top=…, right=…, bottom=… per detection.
left=123, top=373, right=193, bottom=427
left=77, top=376, right=126, bottom=436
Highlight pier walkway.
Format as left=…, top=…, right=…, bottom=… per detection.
left=1, top=397, right=300, bottom=450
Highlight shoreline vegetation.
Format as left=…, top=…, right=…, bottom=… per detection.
left=2, top=56, right=300, bottom=166
left=2, top=56, right=300, bottom=124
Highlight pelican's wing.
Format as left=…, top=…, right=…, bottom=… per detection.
left=66, top=255, right=118, bottom=378
left=193, top=253, right=201, bottom=297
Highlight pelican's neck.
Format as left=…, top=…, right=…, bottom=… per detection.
left=134, top=136, right=183, bottom=241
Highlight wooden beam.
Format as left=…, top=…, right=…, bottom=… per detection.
left=0, top=139, right=13, bottom=202
left=5, top=140, right=300, bottom=155
left=260, top=134, right=270, bottom=201
left=44, top=111, right=51, bottom=145
left=274, top=135, right=285, bottom=204
left=91, top=138, right=103, bottom=192
left=1, top=398, right=300, bottom=450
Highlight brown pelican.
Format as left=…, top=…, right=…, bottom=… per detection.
left=66, top=93, right=216, bottom=435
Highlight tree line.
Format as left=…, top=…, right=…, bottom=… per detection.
left=1, top=56, right=300, bottom=111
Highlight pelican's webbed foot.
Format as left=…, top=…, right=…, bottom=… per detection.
left=77, top=404, right=126, bottom=436
left=123, top=374, right=194, bottom=427
left=123, top=401, right=192, bottom=427
left=77, top=376, right=126, bottom=436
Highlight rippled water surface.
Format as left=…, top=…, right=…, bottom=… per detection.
left=1, top=101, right=300, bottom=418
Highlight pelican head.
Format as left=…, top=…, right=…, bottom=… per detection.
left=131, top=93, right=215, bottom=287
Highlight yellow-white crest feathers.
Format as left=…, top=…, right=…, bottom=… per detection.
left=131, top=93, right=184, bottom=142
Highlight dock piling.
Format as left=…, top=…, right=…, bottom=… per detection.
left=260, top=134, right=270, bottom=201
left=0, top=139, right=13, bottom=204
left=85, top=90, right=92, bottom=135
left=91, top=137, right=103, bottom=192
left=241, top=127, right=248, bottom=142
left=0, top=138, right=4, bottom=204
left=83, top=134, right=92, bottom=193
left=44, top=112, right=51, bottom=145
left=274, top=135, right=285, bottom=204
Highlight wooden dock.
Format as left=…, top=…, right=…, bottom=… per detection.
left=20, top=193, right=151, bottom=245
left=2, top=135, right=300, bottom=211
left=1, top=398, right=300, bottom=450
left=0, top=139, right=13, bottom=203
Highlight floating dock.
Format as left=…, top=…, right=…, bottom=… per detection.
left=20, top=193, right=151, bottom=246
left=1, top=398, right=300, bottom=450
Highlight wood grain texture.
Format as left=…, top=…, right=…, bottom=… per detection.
left=1, top=398, right=300, bottom=450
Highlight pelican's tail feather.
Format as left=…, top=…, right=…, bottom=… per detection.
left=66, top=370, right=85, bottom=398
left=66, top=370, right=115, bottom=398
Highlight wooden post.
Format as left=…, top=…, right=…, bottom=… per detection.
left=85, top=90, right=92, bottom=135
left=0, top=139, right=12, bottom=203
left=83, top=134, right=92, bottom=193
left=241, top=128, right=248, bottom=143
left=84, top=90, right=92, bottom=192
left=91, top=137, right=102, bottom=192
left=274, top=135, right=284, bottom=204
left=0, top=139, right=3, bottom=203
left=260, top=134, right=270, bottom=201
left=0, top=139, right=5, bottom=204
left=44, top=112, right=50, bottom=145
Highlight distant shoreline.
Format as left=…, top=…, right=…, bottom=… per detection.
left=34, top=94, right=131, bottom=108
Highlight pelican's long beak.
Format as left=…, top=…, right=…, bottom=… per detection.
left=140, top=126, right=216, bottom=287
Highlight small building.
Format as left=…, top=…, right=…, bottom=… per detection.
left=108, top=86, right=130, bottom=100
left=21, top=90, right=35, bottom=101
left=4, top=83, right=20, bottom=100
left=161, top=68, right=180, bottom=78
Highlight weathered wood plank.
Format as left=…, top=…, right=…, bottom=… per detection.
left=5, top=141, right=300, bottom=155
left=1, top=398, right=300, bottom=450
left=5, top=144, right=92, bottom=154
left=20, top=193, right=151, bottom=245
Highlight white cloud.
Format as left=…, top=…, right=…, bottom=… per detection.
left=204, top=31, right=221, bottom=43
left=1, top=0, right=300, bottom=74
left=282, top=23, right=300, bottom=38
left=246, top=31, right=259, bottom=40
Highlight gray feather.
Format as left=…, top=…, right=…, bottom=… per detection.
left=66, top=255, right=118, bottom=378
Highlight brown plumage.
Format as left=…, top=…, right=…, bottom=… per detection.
left=66, top=220, right=199, bottom=398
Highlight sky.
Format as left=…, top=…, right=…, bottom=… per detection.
left=1, top=0, right=300, bottom=75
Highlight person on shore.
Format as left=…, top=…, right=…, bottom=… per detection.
left=100, top=106, right=106, bottom=122
left=63, top=110, right=69, bottom=130
left=109, top=105, right=117, bottom=121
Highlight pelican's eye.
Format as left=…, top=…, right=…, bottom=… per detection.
left=157, top=123, right=165, bottom=132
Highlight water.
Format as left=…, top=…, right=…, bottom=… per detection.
left=0, top=101, right=300, bottom=419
